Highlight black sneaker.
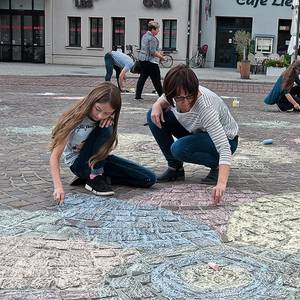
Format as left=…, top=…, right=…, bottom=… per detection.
left=70, top=176, right=86, bottom=186
left=85, top=175, right=114, bottom=196
left=201, top=168, right=219, bottom=185
left=157, top=167, right=185, bottom=183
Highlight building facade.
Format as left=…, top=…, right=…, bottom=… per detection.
left=0, top=0, right=294, bottom=68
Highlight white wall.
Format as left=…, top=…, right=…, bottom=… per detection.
left=47, top=0, right=198, bottom=65
left=201, top=0, right=293, bottom=67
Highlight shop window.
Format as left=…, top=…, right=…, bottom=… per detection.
left=11, top=0, right=32, bottom=10
left=139, top=18, right=153, bottom=47
left=69, top=17, right=81, bottom=47
left=255, top=36, right=274, bottom=54
left=90, top=17, right=103, bottom=48
left=163, top=20, right=177, bottom=51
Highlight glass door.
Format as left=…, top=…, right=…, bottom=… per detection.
left=33, top=14, right=44, bottom=62
left=23, top=15, right=33, bottom=61
left=215, top=17, right=252, bottom=68
left=0, top=13, right=44, bottom=63
left=0, top=15, right=10, bottom=61
left=12, top=14, right=22, bottom=61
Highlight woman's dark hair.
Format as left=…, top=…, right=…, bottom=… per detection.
left=163, top=64, right=199, bottom=106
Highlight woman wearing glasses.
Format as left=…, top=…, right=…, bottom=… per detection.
left=264, top=60, right=300, bottom=111
left=147, top=64, right=239, bottom=204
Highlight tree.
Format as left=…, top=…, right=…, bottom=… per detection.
left=234, top=30, right=251, bottom=61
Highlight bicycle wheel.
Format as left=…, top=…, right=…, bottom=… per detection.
left=189, top=55, right=198, bottom=68
left=198, top=54, right=206, bottom=68
left=160, top=54, right=173, bottom=68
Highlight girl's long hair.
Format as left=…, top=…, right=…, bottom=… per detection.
left=50, top=82, right=121, bottom=168
left=282, top=60, right=300, bottom=91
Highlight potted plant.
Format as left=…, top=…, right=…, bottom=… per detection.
left=264, top=58, right=289, bottom=76
left=234, top=30, right=251, bottom=79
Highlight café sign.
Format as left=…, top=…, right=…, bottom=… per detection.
left=236, top=0, right=292, bottom=8
left=75, top=0, right=93, bottom=8
left=143, top=0, right=171, bottom=8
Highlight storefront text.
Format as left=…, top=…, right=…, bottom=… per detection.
left=143, top=0, right=171, bottom=8
left=236, top=0, right=292, bottom=8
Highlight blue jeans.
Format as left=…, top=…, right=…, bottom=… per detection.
left=147, top=109, right=238, bottom=169
left=70, top=126, right=156, bottom=188
left=104, top=52, right=121, bottom=90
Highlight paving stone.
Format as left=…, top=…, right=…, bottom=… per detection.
left=0, top=76, right=300, bottom=298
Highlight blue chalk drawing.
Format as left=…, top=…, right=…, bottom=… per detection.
left=0, top=193, right=221, bottom=250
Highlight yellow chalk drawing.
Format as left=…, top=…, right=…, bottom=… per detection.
left=227, top=193, right=300, bottom=254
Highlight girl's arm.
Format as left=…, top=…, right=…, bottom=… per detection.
left=49, top=137, right=68, bottom=204
left=285, top=93, right=300, bottom=110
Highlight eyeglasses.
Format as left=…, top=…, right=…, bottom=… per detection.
left=173, top=94, right=195, bottom=102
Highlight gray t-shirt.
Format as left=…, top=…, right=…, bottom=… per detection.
left=63, top=117, right=97, bottom=166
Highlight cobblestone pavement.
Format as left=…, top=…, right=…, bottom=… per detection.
left=0, top=76, right=299, bottom=299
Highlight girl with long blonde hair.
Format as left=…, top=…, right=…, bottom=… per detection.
left=50, top=82, right=156, bottom=204
left=264, top=60, right=300, bottom=111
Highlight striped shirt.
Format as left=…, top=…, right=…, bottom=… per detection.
left=169, top=85, right=239, bottom=165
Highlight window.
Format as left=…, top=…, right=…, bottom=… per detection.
left=90, top=17, right=103, bottom=48
left=255, top=36, right=274, bottom=54
left=112, top=17, right=125, bottom=51
left=139, top=19, right=153, bottom=47
left=163, top=20, right=177, bottom=51
left=69, top=17, right=81, bottom=47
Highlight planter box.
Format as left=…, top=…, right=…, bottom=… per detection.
left=266, top=67, right=286, bottom=77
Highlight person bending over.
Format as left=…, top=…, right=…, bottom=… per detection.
left=104, top=50, right=134, bottom=92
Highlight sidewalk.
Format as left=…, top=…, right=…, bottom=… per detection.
left=0, top=62, right=278, bottom=83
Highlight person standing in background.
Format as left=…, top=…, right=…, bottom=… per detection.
left=135, top=21, right=165, bottom=100
left=104, top=50, right=134, bottom=92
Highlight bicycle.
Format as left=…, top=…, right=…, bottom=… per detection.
left=190, top=44, right=208, bottom=68
left=126, top=44, right=139, bottom=62
left=160, top=51, right=174, bottom=68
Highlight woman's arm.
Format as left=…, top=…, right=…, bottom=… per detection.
left=153, top=50, right=164, bottom=60
left=212, top=164, right=230, bottom=205
left=285, top=93, right=300, bottom=110
left=49, top=138, right=68, bottom=204
left=199, top=108, right=233, bottom=204
left=151, top=95, right=170, bottom=128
